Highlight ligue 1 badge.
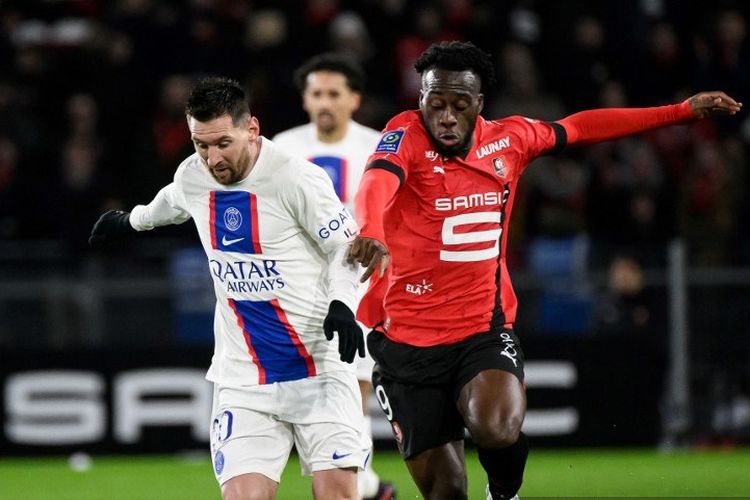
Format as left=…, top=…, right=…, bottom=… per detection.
left=492, top=156, right=507, bottom=177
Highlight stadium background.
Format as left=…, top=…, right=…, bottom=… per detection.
left=1, top=0, right=750, bottom=497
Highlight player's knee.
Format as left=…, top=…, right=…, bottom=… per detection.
left=467, top=411, right=524, bottom=449
left=221, top=480, right=273, bottom=500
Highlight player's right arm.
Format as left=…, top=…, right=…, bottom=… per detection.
left=348, top=116, right=415, bottom=282
left=348, top=168, right=399, bottom=282
left=128, top=182, right=191, bottom=231
left=89, top=176, right=191, bottom=248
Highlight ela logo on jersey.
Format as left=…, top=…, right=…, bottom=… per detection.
left=375, top=130, right=404, bottom=153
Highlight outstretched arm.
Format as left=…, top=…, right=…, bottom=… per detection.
left=558, top=91, right=742, bottom=147
left=128, top=183, right=192, bottom=231
left=89, top=183, right=191, bottom=247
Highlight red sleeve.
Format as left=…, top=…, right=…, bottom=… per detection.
left=558, top=100, right=694, bottom=146
left=356, top=270, right=388, bottom=328
left=354, top=167, right=401, bottom=244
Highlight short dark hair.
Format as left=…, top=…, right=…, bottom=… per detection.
left=293, top=52, right=365, bottom=93
left=185, top=76, right=250, bottom=124
left=414, top=41, right=496, bottom=92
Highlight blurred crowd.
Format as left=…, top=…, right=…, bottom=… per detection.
left=1, top=0, right=749, bottom=268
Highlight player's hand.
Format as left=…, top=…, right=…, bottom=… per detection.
left=347, top=236, right=390, bottom=283
left=88, top=210, right=136, bottom=248
left=687, top=92, right=742, bottom=118
left=323, top=300, right=365, bottom=363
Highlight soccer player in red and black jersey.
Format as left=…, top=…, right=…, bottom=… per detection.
left=348, top=41, right=742, bottom=500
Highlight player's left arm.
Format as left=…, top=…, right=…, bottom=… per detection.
left=557, top=91, right=742, bottom=147
left=287, top=163, right=365, bottom=363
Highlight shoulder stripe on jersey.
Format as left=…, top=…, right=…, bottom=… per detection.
left=546, top=122, right=567, bottom=155
left=365, top=159, right=405, bottom=187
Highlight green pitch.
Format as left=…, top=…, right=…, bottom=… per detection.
left=1, top=448, right=749, bottom=499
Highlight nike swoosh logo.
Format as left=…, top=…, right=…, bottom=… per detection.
left=332, top=451, right=352, bottom=460
left=221, top=236, right=245, bottom=246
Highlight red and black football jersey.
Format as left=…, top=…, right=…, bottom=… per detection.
left=358, top=110, right=564, bottom=346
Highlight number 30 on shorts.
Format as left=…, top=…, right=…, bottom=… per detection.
left=374, top=384, right=393, bottom=421
left=440, top=211, right=502, bottom=262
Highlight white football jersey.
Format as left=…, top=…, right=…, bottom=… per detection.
left=273, top=121, right=381, bottom=215
left=130, top=137, right=362, bottom=387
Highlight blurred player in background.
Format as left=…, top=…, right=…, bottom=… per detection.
left=348, top=41, right=742, bottom=500
left=274, top=53, right=395, bottom=500
left=90, top=76, right=368, bottom=500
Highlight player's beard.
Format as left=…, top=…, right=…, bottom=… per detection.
left=211, top=148, right=252, bottom=185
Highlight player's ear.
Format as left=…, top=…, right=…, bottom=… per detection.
left=351, top=92, right=362, bottom=112
left=477, top=93, right=484, bottom=114
left=246, top=115, right=260, bottom=138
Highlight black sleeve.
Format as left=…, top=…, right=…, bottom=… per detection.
left=364, top=159, right=405, bottom=187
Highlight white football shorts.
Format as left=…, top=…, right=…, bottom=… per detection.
left=210, top=370, right=370, bottom=485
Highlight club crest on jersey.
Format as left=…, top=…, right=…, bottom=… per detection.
left=492, top=156, right=507, bottom=177
left=224, top=207, right=243, bottom=231
left=210, top=191, right=262, bottom=254
left=375, top=130, right=404, bottom=153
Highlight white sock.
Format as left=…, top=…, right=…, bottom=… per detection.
left=358, top=415, right=380, bottom=498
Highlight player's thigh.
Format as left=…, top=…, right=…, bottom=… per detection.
left=210, top=385, right=295, bottom=486
left=311, top=467, right=358, bottom=500
left=458, top=369, right=526, bottom=446
left=454, top=329, right=527, bottom=445
left=290, top=371, right=370, bottom=476
left=372, top=365, right=465, bottom=460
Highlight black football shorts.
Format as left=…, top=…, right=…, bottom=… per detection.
left=368, top=328, right=524, bottom=459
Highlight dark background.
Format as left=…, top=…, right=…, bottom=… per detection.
left=1, top=0, right=749, bottom=451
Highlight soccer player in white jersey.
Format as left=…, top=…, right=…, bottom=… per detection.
left=273, top=53, right=394, bottom=500
left=89, top=77, right=368, bottom=500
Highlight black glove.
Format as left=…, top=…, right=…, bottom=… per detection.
left=88, top=210, right=136, bottom=248
left=323, top=300, right=365, bottom=363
